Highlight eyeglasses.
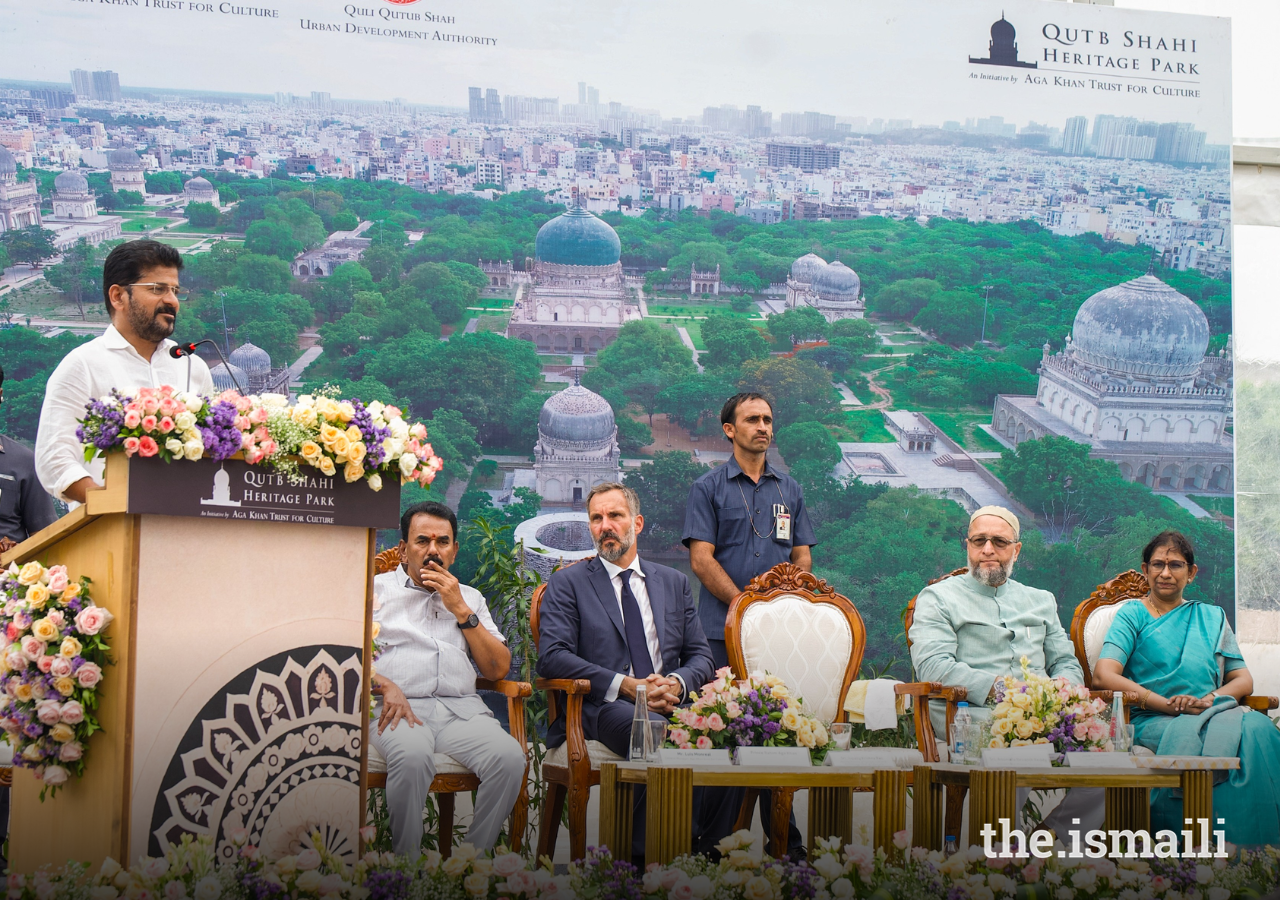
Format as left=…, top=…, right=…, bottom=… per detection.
left=128, top=283, right=190, bottom=300
left=967, top=536, right=1015, bottom=550
left=1147, top=560, right=1188, bottom=573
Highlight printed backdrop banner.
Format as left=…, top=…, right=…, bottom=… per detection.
left=0, top=0, right=1236, bottom=860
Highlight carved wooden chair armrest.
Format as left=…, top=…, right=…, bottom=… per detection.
left=917, top=684, right=968, bottom=762
left=478, top=678, right=534, bottom=750
left=890, top=681, right=943, bottom=762
left=1244, top=695, right=1280, bottom=712
left=535, top=677, right=595, bottom=790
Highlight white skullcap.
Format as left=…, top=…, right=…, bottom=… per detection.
left=969, top=505, right=1020, bottom=539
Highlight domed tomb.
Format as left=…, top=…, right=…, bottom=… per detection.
left=0, top=147, right=16, bottom=180
left=538, top=383, right=616, bottom=445
left=812, top=260, right=861, bottom=301
left=108, top=148, right=144, bottom=170
left=1069, top=274, right=1210, bottom=378
left=209, top=362, right=249, bottom=393
left=54, top=170, right=90, bottom=196
left=790, top=253, right=827, bottom=284
left=533, top=383, right=622, bottom=505
left=534, top=206, right=621, bottom=268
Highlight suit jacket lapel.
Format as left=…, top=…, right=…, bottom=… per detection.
left=587, top=558, right=626, bottom=642
left=639, top=559, right=666, bottom=652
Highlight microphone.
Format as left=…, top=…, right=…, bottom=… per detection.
left=168, top=342, right=199, bottom=359
left=168, top=339, right=246, bottom=395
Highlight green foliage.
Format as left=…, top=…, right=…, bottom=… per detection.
left=0, top=226, right=57, bottom=265
left=315, top=262, right=377, bottom=321
left=737, top=356, right=840, bottom=427
left=828, top=316, right=882, bottom=357
left=775, top=422, right=842, bottom=473
left=700, top=315, right=770, bottom=372
left=115, top=190, right=144, bottom=207
left=422, top=408, right=481, bottom=484
left=184, top=202, right=220, bottom=228
left=395, top=262, right=478, bottom=325
left=145, top=171, right=183, bottom=194
left=913, top=289, right=984, bottom=345
left=766, top=307, right=828, bottom=347
left=42, top=239, right=101, bottom=318
left=330, top=211, right=358, bottom=232
left=623, top=451, right=708, bottom=551
left=871, top=278, right=941, bottom=319
left=893, top=344, right=1038, bottom=408
left=244, top=220, right=302, bottom=261
left=235, top=316, right=298, bottom=364
left=615, top=415, right=653, bottom=455
left=656, top=374, right=735, bottom=431
left=0, top=327, right=93, bottom=441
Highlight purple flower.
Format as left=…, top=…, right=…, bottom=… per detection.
left=199, top=401, right=242, bottom=461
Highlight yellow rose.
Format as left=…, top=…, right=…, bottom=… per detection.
left=743, top=875, right=774, bottom=900
left=319, top=457, right=337, bottom=477
left=1010, top=738, right=1032, bottom=747
left=18, top=562, right=44, bottom=586
left=60, top=637, right=83, bottom=658
left=1011, top=693, right=1032, bottom=709
left=337, top=402, right=356, bottom=423
left=780, top=708, right=801, bottom=731
left=797, top=725, right=816, bottom=748
left=991, top=719, right=1011, bottom=736
left=371, top=622, right=381, bottom=641
left=54, top=676, right=76, bottom=697
left=291, top=406, right=318, bottom=428
left=988, top=736, right=1007, bottom=749
left=50, top=722, right=75, bottom=743
left=345, top=425, right=362, bottom=443
left=771, top=684, right=791, bottom=700
left=343, top=461, right=365, bottom=483
left=319, top=423, right=342, bottom=445
left=441, top=856, right=470, bottom=877
left=1014, top=721, right=1035, bottom=739
left=463, top=873, right=488, bottom=897
left=31, top=617, right=59, bottom=642
left=14, top=683, right=33, bottom=702
left=348, top=441, right=367, bottom=464
left=299, top=441, right=323, bottom=462
left=992, top=701, right=1013, bottom=717
left=63, top=584, right=81, bottom=599
left=26, top=583, right=50, bottom=608
left=329, top=434, right=350, bottom=459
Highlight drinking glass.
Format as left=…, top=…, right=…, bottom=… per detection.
left=646, top=721, right=668, bottom=761
left=829, top=723, right=852, bottom=750
left=1119, top=724, right=1136, bottom=754
left=963, top=723, right=985, bottom=765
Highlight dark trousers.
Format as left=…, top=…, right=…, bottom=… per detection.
left=707, top=638, right=805, bottom=859
left=595, top=697, right=739, bottom=860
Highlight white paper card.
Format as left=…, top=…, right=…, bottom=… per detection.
left=982, top=746, right=1054, bottom=767
left=655, top=749, right=732, bottom=766
left=825, top=750, right=911, bottom=769
left=1066, top=752, right=1137, bottom=769
left=735, top=747, right=813, bottom=767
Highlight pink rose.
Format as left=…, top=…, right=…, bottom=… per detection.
left=725, top=701, right=742, bottom=718
left=1022, top=862, right=1041, bottom=883
left=141, top=415, right=158, bottom=432
left=987, top=853, right=1011, bottom=869
left=295, top=849, right=321, bottom=870
left=123, top=410, right=142, bottom=429
left=36, top=700, right=63, bottom=726
left=659, top=869, right=684, bottom=890
left=12, top=610, right=29, bottom=629
left=37, top=655, right=55, bottom=674
left=668, top=728, right=689, bottom=746
left=74, top=605, right=113, bottom=637
left=141, top=395, right=161, bottom=415
left=234, top=415, right=251, bottom=431
left=696, top=736, right=713, bottom=750
left=234, top=396, right=253, bottom=414
left=40, top=765, right=68, bottom=786
left=692, top=715, right=707, bottom=730
left=158, top=397, right=179, bottom=417
left=125, top=401, right=143, bottom=415
left=138, top=436, right=159, bottom=457
left=4, top=653, right=23, bottom=672
left=158, top=417, right=175, bottom=434
left=49, top=657, right=72, bottom=679
left=123, top=436, right=141, bottom=456
left=75, top=662, right=103, bottom=689
left=4, top=623, right=18, bottom=643
left=46, top=609, right=65, bottom=627
left=502, top=871, right=537, bottom=895
left=249, top=407, right=269, bottom=425
left=259, top=440, right=277, bottom=457
left=357, top=825, right=375, bottom=844
left=21, top=636, right=45, bottom=661
left=141, top=858, right=168, bottom=880
left=240, top=846, right=259, bottom=861
left=680, top=742, right=693, bottom=750
left=60, top=700, right=84, bottom=724
left=58, top=741, right=84, bottom=762
left=243, top=447, right=265, bottom=465
left=1073, top=722, right=1089, bottom=741
left=240, top=432, right=255, bottom=450
left=670, top=883, right=696, bottom=900
left=251, top=425, right=270, bottom=443
left=707, top=713, right=725, bottom=732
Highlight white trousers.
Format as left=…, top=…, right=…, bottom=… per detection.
left=371, top=699, right=525, bottom=856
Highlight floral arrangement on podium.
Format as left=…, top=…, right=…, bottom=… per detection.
left=0, top=561, right=111, bottom=798
left=666, top=667, right=834, bottom=762
left=6, top=829, right=1280, bottom=900
left=987, top=656, right=1111, bottom=758
left=77, top=386, right=442, bottom=490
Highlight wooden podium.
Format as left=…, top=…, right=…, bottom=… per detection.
left=2, top=453, right=397, bottom=870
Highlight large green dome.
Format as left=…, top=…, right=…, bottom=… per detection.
left=535, top=206, right=621, bottom=267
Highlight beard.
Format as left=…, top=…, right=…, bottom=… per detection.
left=127, top=294, right=177, bottom=342
left=973, top=559, right=1015, bottom=588
left=594, top=522, right=635, bottom=563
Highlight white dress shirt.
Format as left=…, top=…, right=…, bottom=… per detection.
left=601, top=556, right=686, bottom=704
left=35, top=324, right=215, bottom=501
left=373, top=568, right=506, bottom=714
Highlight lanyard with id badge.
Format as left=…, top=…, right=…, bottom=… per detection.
left=738, top=478, right=791, bottom=541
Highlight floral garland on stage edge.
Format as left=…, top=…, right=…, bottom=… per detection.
left=77, top=385, right=442, bottom=491
left=0, top=561, right=111, bottom=799
left=667, top=667, right=835, bottom=764
left=987, top=656, right=1112, bottom=760
left=6, top=830, right=1280, bottom=900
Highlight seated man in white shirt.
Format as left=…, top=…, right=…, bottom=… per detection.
left=371, top=500, right=526, bottom=856
left=35, top=240, right=214, bottom=505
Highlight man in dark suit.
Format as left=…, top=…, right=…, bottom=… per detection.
left=537, top=481, right=722, bottom=859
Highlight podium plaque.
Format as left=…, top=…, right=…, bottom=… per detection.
left=2, top=454, right=397, bottom=869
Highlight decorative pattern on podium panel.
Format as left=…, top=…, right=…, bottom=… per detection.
left=149, top=646, right=364, bottom=864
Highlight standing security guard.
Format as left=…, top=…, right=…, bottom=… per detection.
left=682, top=391, right=816, bottom=859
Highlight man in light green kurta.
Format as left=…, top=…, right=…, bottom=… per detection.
left=909, top=505, right=1101, bottom=834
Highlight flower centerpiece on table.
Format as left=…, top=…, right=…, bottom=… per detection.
left=77, top=385, right=442, bottom=491
left=0, top=561, right=112, bottom=798
left=987, top=655, right=1111, bottom=761
left=666, top=666, right=834, bottom=763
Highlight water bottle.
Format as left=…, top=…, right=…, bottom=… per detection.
left=629, top=683, right=650, bottom=761
left=952, top=702, right=971, bottom=763
left=1111, top=691, right=1126, bottom=751
left=944, top=835, right=959, bottom=857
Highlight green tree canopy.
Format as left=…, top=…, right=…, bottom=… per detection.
left=737, top=357, right=839, bottom=427
left=623, top=451, right=708, bottom=551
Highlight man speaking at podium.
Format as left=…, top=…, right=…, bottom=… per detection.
left=35, top=240, right=215, bottom=506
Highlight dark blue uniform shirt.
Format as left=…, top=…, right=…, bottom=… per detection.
left=0, top=435, right=57, bottom=543
left=681, top=456, right=815, bottom=641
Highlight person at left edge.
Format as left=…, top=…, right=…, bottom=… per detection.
left=34, top=240, right=214, bottom=506
left=371, top=501, right=526, bottom=857
left=0, top=364, right=57, bottom=553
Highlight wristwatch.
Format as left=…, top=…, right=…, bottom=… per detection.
left=457, top=613, right=480, bottom=630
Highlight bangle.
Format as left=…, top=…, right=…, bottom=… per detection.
left=1140, top=689, right=1152, bottom=709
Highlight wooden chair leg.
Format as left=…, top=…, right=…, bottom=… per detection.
left=509, top=769, right=529, bottom=853
left=733, top=788, right=760, bottom=833
left=568, top=779, right=590, bottom=863
left=944, top=784, right=968, bottom=847
left=438, top=792, right=456, bottom=859
left=768, top=789, right=795, bottom=860
left=538, top=782, right=567, bottom=861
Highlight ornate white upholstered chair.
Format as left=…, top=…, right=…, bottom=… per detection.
left=365, top=547, right=531, bottom=857
left=726, top=562, right=940, bottom=856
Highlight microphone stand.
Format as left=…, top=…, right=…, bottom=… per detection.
left=172, top=339, right=246, bottom=395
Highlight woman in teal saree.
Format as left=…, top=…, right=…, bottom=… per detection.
left=1094, top=530, right=1280, bottom=846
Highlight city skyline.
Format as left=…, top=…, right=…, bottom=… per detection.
left=0, top=0, right=1231, bottom=143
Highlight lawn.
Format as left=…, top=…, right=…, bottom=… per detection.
left=469, top=297, right=514, bottom=310
left=476, top=314, right=511, bottom=333
left=165, top=223, right=233, bottom=234
left=121, top=219, right=160, bottom=232
left=646, top=303, right=761, bottom=320
left=153, top=237, right=203, bottom=249
left=917, top=410, right=1007, bottom=453
left=1189, top=494, right=1234, bottom=518
left=676, top=320, right=705, bottom=350
left=833, top=409, right=895, bottom=443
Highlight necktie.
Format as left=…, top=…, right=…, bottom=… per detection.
left=617, top=569, right=654, bottom=680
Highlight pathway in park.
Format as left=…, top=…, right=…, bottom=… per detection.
left=463, top=317, right=479, bottom=333
left=1165, top=493, right=1211, bottom=519
left=676, top=327, right=703, bottom=373
left=286, top=345, right=324, bottom=386
left=862, top=364, right=898, bottom=410
left=834, top=382, right=862, bottom=406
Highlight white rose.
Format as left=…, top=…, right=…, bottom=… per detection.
left=260, top=393, right=288, bottom=408
left=441, top=855, right=470, bottom=877
left=399, top=453, right=418, bottom=477
left=179, top=392, right=204, bottom=413
left=194, top=878, right=221, bottom=900
left=165, top=438, right=185, bottom=456
left=366, top=400, right=385, bottom=419
left=184, top=439, right=204, bottom=461
left=368, top=473, right=383, bottom=492
left=174, top=411, right=197, bottom=432
left=294, top=870, right=322, bottom=892
left=463, top=873, right=489, bottom=897
left=743, top=875, right=773, bottom=900
left=390, top=419, right=409, bottom=440
left=830, top=878, right=854, bottom=898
